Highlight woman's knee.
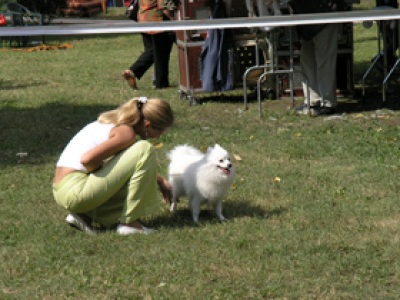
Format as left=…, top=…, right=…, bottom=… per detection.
left=139, top=140, right=156, bottom=164
left=134, top=140, right=154, bottom=150
left=123, top=140, right=156, bottom=166
left=132, top=140, right=155, bottom=158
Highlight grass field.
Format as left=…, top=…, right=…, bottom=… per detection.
left=1, top=2, right=400, bottom=299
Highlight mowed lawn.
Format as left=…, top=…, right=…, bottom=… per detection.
left=1, top=4, right=400, bottom=299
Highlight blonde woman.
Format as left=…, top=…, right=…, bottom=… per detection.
left=52, top=97, right=174, bottom=235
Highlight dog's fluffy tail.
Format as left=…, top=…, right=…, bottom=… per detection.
left=167, top=144, right=204, bottom=175
left=167, top=144, right=203, bottom=161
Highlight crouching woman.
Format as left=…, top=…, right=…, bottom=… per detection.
left=52, top=97, right=174, bottom=235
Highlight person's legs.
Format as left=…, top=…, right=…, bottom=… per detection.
left=86, top=141, right=161, bottom=226
left=314, top=24, right=338, bottom=108
left=300, top=37, right=321, bottom=107
left=53, top=141, right=161, bottom=227
left=152, top=31, right=173, bottom=88
left=129, top=33, right=154, bottom=79
left=257, top=0, right=281, bottom=16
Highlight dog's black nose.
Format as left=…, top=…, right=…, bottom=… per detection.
left=228, top=164, right=232, bottom=168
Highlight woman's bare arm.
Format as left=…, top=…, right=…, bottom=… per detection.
left=80, top=125, right=136, bottom=172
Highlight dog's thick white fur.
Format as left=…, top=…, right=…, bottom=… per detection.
left=167, top=144, right=235, bottom=223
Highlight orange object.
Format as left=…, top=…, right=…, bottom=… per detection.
left=101, top=0, right=107, bottom=13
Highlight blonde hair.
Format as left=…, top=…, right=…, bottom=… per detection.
left=98, top=97, right=174, bottom=129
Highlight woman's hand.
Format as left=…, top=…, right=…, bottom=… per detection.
left=83, top=161, right=103, bottom=173
left=157, top=175, right=172, bottom=205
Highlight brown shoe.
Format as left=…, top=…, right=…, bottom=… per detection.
left=122, top=70, right=137, bottom=89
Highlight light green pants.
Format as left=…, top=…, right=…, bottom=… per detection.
left=53, top=140, right=162, bottom=226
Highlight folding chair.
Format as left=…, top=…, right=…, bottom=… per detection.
left=362, top=5, right=398, bottom=102
left=242, top=0, right=310, bottom=116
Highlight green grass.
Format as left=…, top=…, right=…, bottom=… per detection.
left=1, top=7, right=400, bottom=299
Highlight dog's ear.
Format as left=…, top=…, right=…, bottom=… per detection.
left=213, top=144, right=224, bottom=152
left=206, top=146, right=214, bottom=154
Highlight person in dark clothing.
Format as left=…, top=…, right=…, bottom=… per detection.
left=375, top=0, right=398, bottom=68
left=290, top=0, right=339, bottom=116
left=123, top=0, right=177, bottom=89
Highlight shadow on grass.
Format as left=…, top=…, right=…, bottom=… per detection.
left=0, top=79, right=49, bottom=90
left=149, top=200, right=287, bottom=229
left=190, top=85, right=400, bottom=114
left=187, top=59, right=400, bottom=113
left=184, top=88, right=271, bottom=105
left=0, top=102, right=114, bottom=166
left=352, top=61, right=400, bottom=112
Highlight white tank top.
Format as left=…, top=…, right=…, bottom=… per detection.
left=56, top=121, right=115, bottom=172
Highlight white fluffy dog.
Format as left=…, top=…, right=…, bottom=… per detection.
left=167, top=144, right=235, bottom=223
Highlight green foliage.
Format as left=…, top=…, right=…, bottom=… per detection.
left=0, top=14, right=399, bottom=299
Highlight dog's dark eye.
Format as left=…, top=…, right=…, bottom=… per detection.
left=219, top=159, right=223, bottom=163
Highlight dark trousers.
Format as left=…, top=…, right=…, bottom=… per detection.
left=130, top=31, right=174, bottom=88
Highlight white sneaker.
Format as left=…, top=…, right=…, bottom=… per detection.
left=65, top=213, right=98, bottom=235
left=116, top=224, right=155, bottom=235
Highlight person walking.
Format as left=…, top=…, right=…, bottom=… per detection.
left=123, top=0, right=177, bottom=89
